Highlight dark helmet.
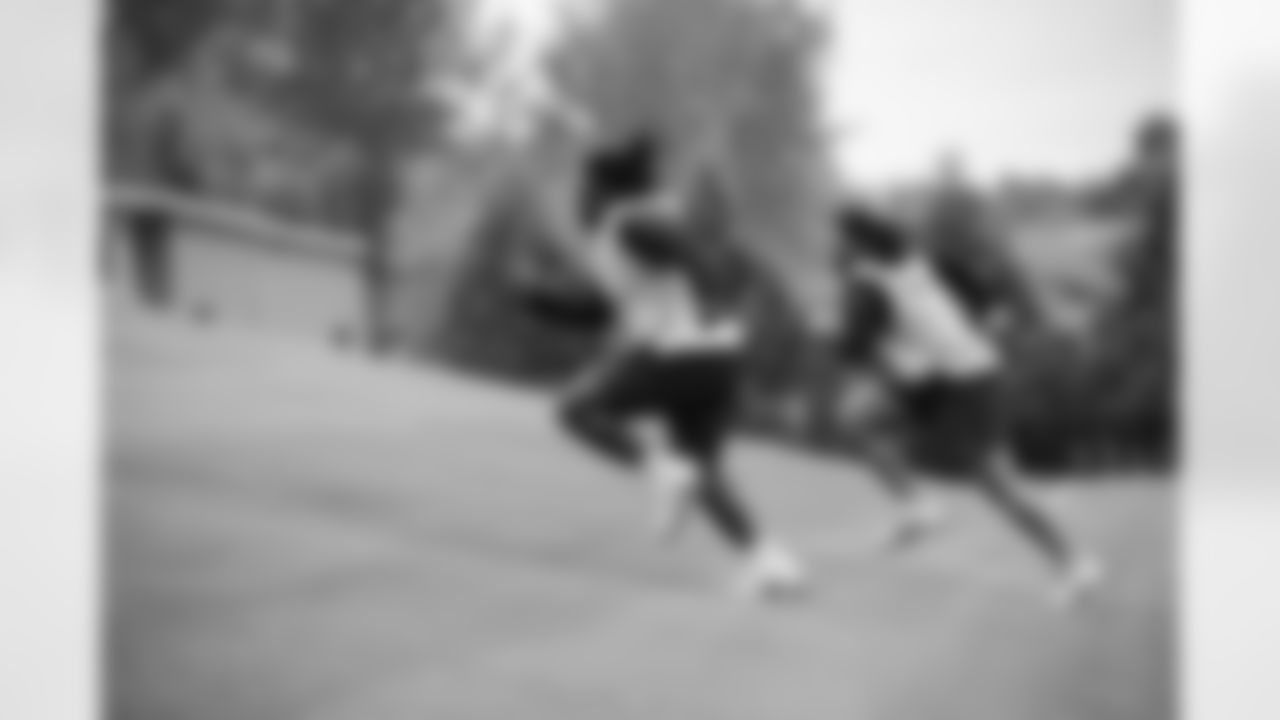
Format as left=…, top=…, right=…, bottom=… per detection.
left=580, top=132, right=662, bottom=227
left=616, top=212, right=687, bottom=272
left=837, top=203, right=911, bottom=262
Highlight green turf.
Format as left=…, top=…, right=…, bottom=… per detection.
left=107, top=310, right=1176, bottom=720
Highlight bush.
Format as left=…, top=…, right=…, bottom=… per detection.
left=1002, top=172, right=1176, bottom=472
left=885, top=157, right=1177, bottom=475
left=432, top=180, right=601, bottom=384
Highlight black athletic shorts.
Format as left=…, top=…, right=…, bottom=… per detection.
left=572, top=347, right=742, bottom=461
left=890, top=374, right=1008, bottom=475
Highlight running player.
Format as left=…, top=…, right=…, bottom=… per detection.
left=831, top=204, right=1104, bottom=607
left=516, top=134, right=807, bottom=599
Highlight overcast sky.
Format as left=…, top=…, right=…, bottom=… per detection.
left=466, top=0, right=1174, bottom=186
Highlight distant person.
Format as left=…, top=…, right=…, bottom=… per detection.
left=127, top=201, right=173, bottom=307
left=126, top=113, right=193, bottom=308
left=831, top=204, right=1103, bottom=608
left=514, top=134, right=807, bottom=600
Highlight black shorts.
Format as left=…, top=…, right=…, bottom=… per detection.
left=571, top=348, right=742, bottom=460
left=890, top=374, right=1008, bottom=474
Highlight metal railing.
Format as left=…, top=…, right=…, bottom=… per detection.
left=104, top=183, right=366, bottom=267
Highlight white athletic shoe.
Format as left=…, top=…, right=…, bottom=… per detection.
left=645, top=453, right=698, bottom=543
left=734, top=541, right=809, bottom=601
left=1053, top=554, right=1106, bottom=610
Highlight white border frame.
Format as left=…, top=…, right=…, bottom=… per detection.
left=3, top=0, right=1280, bottom=718
left=1185, top=0, right=1280, bottom=717
left=0, top=1, right=101, bottom=719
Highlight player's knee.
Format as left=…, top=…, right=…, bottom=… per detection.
left=556, top=397, right=583, bottom=432
left=972, top=463, right=1021, bottom=502
left=557, top=395, right=601, bottom=438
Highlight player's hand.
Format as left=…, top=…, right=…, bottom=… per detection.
left=508, top=251, right=546, bottom=290
left=838, top=373, right=893, bottom=431
left=984, top=307, right=1016, bottom=336
left=559, top=332, right=625, bottom=395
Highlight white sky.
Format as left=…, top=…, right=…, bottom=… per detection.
left=465, top=0, right=1174, bottom=186
left=813, top=0, right=1174, bottom=185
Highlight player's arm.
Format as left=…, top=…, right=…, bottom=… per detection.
left=935, top=252, right=1021, bottom=339
left=835, top=280, right=892, bottom=371
left=520, top=285, right=615, bottom=332
left=508, top=245, right=617, bottom=333
left=513, top=170, right=634, bottom=333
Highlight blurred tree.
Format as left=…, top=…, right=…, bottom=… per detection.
left=107, top=0, right=460, bottom=351
left=434, top=0, right=833, bottom=405
left=104, top=0, right=230, bottom=182
left=267, top=0, right=455, bottom=352
left=435, top=178, right=601, bottom=382
left=108, top=0, right=231, bottom=82
left=1090, top=113, right=1179, bottom=467
left=549, top=0, right=838, bottom=335
left=1002, top=113, right=1179, bottom=472
left=920, top=166, right=1030, bottom=324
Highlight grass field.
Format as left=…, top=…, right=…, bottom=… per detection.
left=107, top=309, right=1175, bottom=720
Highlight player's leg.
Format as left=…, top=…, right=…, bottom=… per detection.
left=843, top=376, right=947, bottom=547
left=669, top=354, right=807, bottom=597
left=631, top=355, right=712, bottom=542
left=971, top=447, right=1072, bottom=565
left=633, top=417, right=700, bottom=541
left=699, top=461, right=807, bottom=599
left=556, top=348, right=655, bottom=467
left=949, top=379, right=1105, bottom=605
left=970, top=446, right=1104, bottom=606
left=860, top=432, right=947, bottom=549
left=557, top=349, right=723, bottom=544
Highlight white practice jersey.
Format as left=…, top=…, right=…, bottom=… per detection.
left=862, top=255, right=1001, bottom=381
left=583, top=226, right=745, bottom=354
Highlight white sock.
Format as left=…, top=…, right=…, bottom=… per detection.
left=645, top=451, right=696, bottom=490
left=748, top=539, right=805, bottom=580
left=906, top=493, right=945, bottom=523
left=642, top=451, right=697, bottom=541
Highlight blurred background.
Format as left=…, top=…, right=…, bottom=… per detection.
left=102, top=0, right=1178, bottom=474
left=102, top=3, right=1178, bottom=718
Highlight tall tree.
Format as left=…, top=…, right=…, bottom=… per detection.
left=549, top=0, right=837, bottom=335
left=104, top=0, right=236, bottom=182
left=108, top=0, right=231, bottom=82
left=1094, top=114, right=1179, bottom=465
left=270, top=0, right=455, bottom=351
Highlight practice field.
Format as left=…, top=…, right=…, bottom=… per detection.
left=107, top=309, right=1175, bottom=720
